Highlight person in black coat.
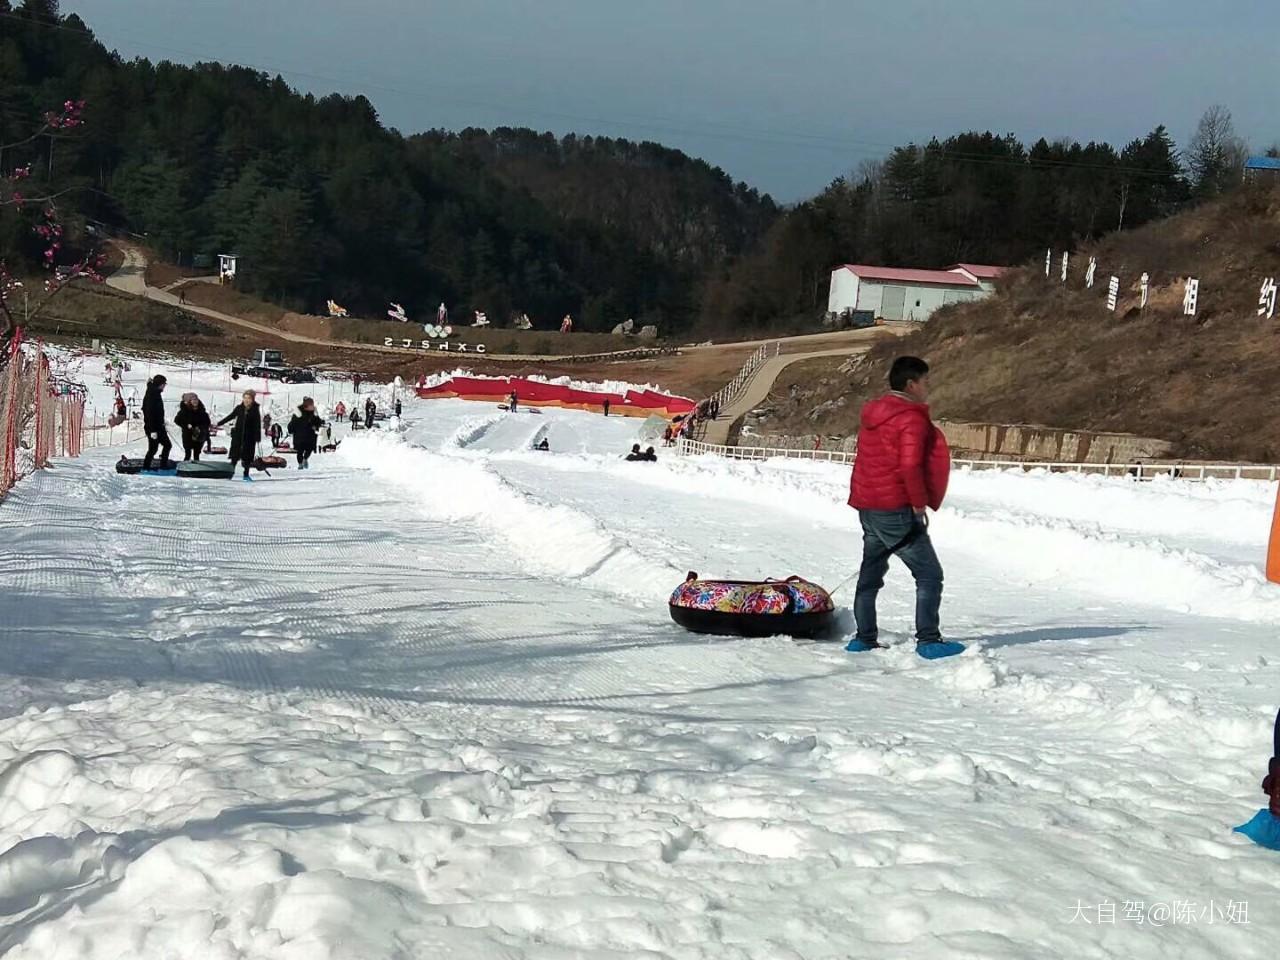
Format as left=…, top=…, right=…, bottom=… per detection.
left=394, top=398, right=402, bottom=418
left=141, top=375, right=171, bottom=470
left=364, top=397, right=376, bottom=429
left=288, top=397, right=324, bottom=470
left=217, top=389, right=262, bottom=480
left=174, top=393, right=211, bottom=462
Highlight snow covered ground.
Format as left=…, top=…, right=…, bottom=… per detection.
left=2, top=369, right=1280, bottom=958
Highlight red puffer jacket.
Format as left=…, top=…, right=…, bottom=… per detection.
left=848, top=393, right=950, bottom=511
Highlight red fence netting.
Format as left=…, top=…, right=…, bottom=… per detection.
left=0, top=330, right=87, bottom=498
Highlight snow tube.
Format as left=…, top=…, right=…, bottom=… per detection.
left=176, top=460, right=235, bottom=480
left=669, top=572, right=835, bottom=638
left=253, top=455, right=288, bottom=470
left=116, top=456, right=176, bottom=475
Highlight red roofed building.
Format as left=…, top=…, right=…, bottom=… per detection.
left=947, top=263, right=1007, bottom=292
left=828, top=262, right=1000, bottom=323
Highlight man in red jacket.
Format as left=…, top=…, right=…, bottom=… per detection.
left=847, top=356, right=963, bottom=659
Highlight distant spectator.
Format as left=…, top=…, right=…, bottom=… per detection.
left=364, top=397, right=376, bottom=429
left=353, top=374, right=362, bottom=394
left=508, top=391, right=519, bottom=413
left=394, top=398, right=402, bottom=418
left=602, top=398, right=610, bottom=417
left=334, top=400, right=347, bottom=419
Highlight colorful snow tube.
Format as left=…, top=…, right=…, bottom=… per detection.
left=668, top=572, right=835, bottom=638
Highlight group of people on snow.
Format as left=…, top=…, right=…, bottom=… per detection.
left=140, top=376, right=328, bottom=479
left=625, top=444, right=657, bottom=462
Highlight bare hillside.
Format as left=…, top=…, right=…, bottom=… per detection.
left=781, top=184, right=1280, bottom=462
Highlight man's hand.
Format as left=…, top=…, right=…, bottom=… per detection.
left=149, top=432, right=157, bottom=440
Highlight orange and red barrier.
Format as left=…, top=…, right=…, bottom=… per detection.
left=1268, top=484, right=1280, bottom=585
left=416, top=376, right=696, bottom=418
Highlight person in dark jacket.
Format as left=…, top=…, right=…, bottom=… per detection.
left=174, top=392, right=211, bottom=462
left=508, top=391, right=518, bottom=413
left=141, top=375, right=171, bottom=470
left=643, top=446, right=657, bottom=462
left=364, top=397, right=376, bottom=429
left=625, top=443, right=645, bottom=462
left=602, top=398, right=610, bottom=417
left=394, top=398, right=402, bottom=418
left=847, top=356, right=959, bottom=659
left=217, top=389, right=262, bottom=481
left=288, top=397, right=324, bottom=470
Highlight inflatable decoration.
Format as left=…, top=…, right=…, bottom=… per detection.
left=1267, top=485, right=1280, bottom=585
left=669, top=572, right=835, bottom=638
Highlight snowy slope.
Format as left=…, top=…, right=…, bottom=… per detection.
left=1, top=392, right=1279, bottom=958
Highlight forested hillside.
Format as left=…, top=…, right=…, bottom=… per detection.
left=0, top=2, right=775, bottom=332
left=0, top=1, right=1238, bottom=337
left=701, top=130, right=1191, bottom=329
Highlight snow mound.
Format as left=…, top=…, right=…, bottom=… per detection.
left=339, top=433, right=680, bottom=600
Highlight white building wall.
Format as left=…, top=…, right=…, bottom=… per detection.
left=879, top=283, right=983, bottom=322
left=856, top=280, right=885, bottom=316
left=827, top=268, right=860, bottom=314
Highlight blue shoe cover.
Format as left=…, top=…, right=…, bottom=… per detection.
left=917, top=641, right=966, bottom=660
left=1234, top=809, right=1280, bottom=850
left=845, top=639, right=881, bottom=653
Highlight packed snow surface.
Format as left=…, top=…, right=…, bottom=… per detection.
left=2, top=366, right=1280, bottom=958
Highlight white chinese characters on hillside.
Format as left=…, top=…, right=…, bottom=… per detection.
left=1183, top=278, right=1199, bottom=317
left=1259, top=278, right=1277, bottom=320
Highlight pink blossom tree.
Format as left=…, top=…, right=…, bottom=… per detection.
left=1, top=99, right=107, bottom=363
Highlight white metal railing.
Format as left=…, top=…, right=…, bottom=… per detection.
left=80, top=414, right=146, bottom=449
left=676, top=437, right=1280, bottom=482
left=708, top=340, right=782, bottom=412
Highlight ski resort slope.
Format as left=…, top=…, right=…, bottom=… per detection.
left=2, top=392, right=1280, bottom=959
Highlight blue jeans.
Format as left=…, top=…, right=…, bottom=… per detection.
left=854, top=508, right=944, bottom=643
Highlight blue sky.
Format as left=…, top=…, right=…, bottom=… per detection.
left=66, top=0, right=1277, bottom=201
